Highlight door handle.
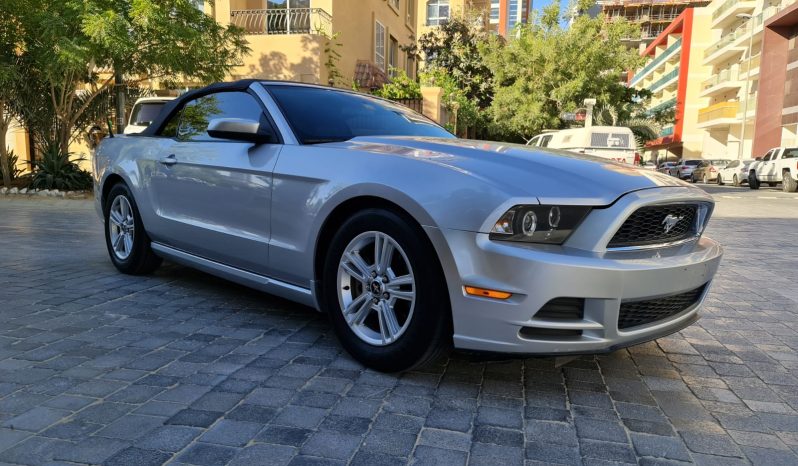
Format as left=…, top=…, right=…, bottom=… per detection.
left=159, top=154, right=177, bottom=166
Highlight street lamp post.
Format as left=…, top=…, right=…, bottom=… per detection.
left=737, top=13, right=754, bottom=160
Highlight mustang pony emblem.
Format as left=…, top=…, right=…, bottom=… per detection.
left=662, top=214, right=684, bottom=234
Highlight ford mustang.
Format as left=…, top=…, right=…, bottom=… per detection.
left=93, top=80, right=723, bottom=372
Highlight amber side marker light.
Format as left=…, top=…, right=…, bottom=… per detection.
left=464, top=286, right=512, bottom=300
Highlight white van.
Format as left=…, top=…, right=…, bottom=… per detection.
left=526, top=126, right=639, bottom=165
left=124, top=97, right=175, bottom=134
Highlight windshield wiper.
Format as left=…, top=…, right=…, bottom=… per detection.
left=304, top=138, right=350, bottom=145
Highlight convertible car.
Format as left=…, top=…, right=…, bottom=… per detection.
left=94, top=80, right=723, bottom=372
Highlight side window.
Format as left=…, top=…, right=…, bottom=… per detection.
left=161, top=109, right=183, bottom=138
left=176, top=91, right=267, bottom=142
left=782, top=149, right=798, bottom=159
left=528, top=136, right=540, bottom=146
left=762, top=150, right=773, bottom=161
left=727, top=160, right=738, bottom=169
left=540, top=135, right=552, bottom=148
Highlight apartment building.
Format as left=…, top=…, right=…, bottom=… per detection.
left=628, top=7, right=711, bottom=162
left=212, top=0, right=418, bottom=89
left=418, top=0, right=531, bottom=37
left=698, top=0, right=791, bottom=160
left=752, top=2, right=798, bottom=155
left=599, top=0, right=710, bottom=46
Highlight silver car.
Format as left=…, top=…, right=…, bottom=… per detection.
left=93, top=81, right=723, bottom=372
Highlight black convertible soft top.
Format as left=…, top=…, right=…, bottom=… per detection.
left=138, top=79, right=260, bottom=137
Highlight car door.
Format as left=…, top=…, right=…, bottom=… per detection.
left=759, top=150, right=776, bottom=181
left=149, top=91, right=282, bottom=275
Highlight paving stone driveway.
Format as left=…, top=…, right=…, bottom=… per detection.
left=0, top=195, right=797, bottom=466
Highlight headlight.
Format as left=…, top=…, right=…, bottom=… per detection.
left=489, top=205, right=591, bottom=244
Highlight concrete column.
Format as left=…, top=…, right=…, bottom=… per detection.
left=421, top=86, right=445, bottom=125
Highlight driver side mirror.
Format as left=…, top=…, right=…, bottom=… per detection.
left=207, top=118, right=276, bottom=144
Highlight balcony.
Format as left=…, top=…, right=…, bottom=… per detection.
left=630, top=38, right=682, bottom=87
left=230, top=8, right=332, bottom=35
left=703, top=29, right=747, bottom=65
left=711, top=0, right=755, bottom=29
left=700, top=68, right=740, bottom=97
left=646, top=98, right=677, bottom=117
left=739, top=54, right=761, bottom=79
left=697, top=101, right=739, bottom=128
left=649, top=68, right=679, bottom=94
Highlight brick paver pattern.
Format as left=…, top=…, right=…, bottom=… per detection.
left=0, top=198, right=796, bottom=466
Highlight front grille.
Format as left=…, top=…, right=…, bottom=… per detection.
left=608, top=204, right=698, bottom=248
left=618, top=285, right=706, bottom=330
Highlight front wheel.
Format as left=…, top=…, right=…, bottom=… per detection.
left=322, top=209, right=451, bottom=372
left=733, top=175, right=740, bottom=187
left=703, top=174, right=709, bottom=184
left=717, top=174, right=724, bottom=185
left=749, top=172, right=760, bottom=190
left=104, top=183, right=162, bottom=275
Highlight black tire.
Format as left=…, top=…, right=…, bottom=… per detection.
left=717, top=174, right=724, bottom=185
left=733, top=174, right=740, bottom=187
left=103, top=183, right=162, bottom=275
left=690, top=174, right=696, bottom=183
left=322, top=208, right=451, bottom=372
left=749, top=172, right=760, bottom=190
left=784, top=172, right=798, bottom=193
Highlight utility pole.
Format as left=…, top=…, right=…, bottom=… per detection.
left=114, top=69, right=126, bottom=134
left=584, top=98, right=597, bottom=130
left=737, top=13, right=754, bottom=160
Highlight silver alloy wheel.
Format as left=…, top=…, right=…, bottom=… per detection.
left=108, top=195, right=135, bottom=260
left=337, top=231, right=416, bottom=346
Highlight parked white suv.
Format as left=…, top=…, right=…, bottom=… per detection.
left=748, top=147, right=798, bottom=192
left=123, top=97, right=175, bottom=134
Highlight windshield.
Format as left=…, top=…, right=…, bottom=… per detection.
left=264, top=84, right=453, bottom=144
left=130, top=102, right=167, bottom=127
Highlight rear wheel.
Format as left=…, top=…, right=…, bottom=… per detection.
left=703, top=173, right=709, bottom=184
left=749, top=172, right=760, bottom=190
left=104, top=183, right=162, bottom=275
left=783, top=172, right=798, bottom=192
left=322, top=209, right=451, bottom=372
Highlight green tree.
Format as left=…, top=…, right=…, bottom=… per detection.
left=482, top=0, right=645, bottom=140
left=0, top=0, right=250, bottom=156
left=415, top=12, right=495, bottom=109
left=373, top=69, right=422, bottom=100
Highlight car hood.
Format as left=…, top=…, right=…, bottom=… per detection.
left=328, top=136, right=689, bottom=205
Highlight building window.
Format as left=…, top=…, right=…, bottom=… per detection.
left=375, top=21, right=386, bottom=70
left=388, top=0, right=400, bottom=11
left=407, top=0, right=415, bottom=26
left=426, top=0, right=450, bottom=26
left=389, top=36, right=399, bottom=76
left=406, top=55, right=416, bottom=79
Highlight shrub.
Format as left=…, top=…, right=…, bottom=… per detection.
left=31, top=145, right=92, bottom=191
left=0, top=149, right=23, bottom=184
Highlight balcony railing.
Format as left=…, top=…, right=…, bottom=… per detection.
left=646, top=98, right=677, bottom=117
left=701, top=68, right=739, bottom=91
left=230, top=8, right=332, bottom=35
left=705, top=5, right=786, bottom=60
left=630, top=38, right=682, bottom=87
left=712, top=0, right=753, bottom=22
left=698, top=101, right=739, bottom=124
left=649, top=68, right=679, bottom=93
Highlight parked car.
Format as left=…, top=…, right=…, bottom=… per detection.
left=690, top=160, right=730, bottom=183
left=123, top=97, right=175, bottom=134
left=673, top=159, right=702, bottom=180
left=94, top=80, right=723, bottom=372
left=657, top=162, right=677, bottom=175
left=748, top=147, right=798, bottom=192
left=717, top=159, right=755, bottom=186
left=526, top=126, right=639, bottom=165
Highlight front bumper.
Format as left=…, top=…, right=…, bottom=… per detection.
left=428, top=188, right=723, bottom=355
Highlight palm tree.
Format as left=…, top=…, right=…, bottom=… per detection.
left=593, top=103, right=661, bottom=153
